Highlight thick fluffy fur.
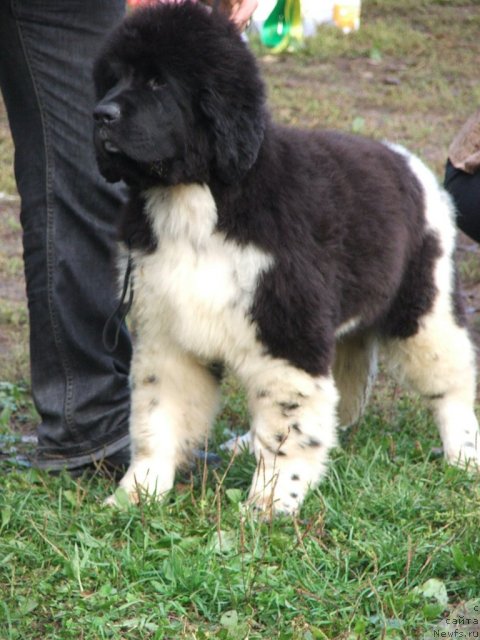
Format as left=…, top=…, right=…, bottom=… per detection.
left=93, top=1, right=479, bottom=514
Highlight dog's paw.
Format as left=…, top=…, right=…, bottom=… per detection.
left=247, top=465, right=311, bottom=518
left=104, top=459, right=174, bottom=506
left=104, top=493, right=119, bottom=507
left=102, top=489, right=130, bottom=508
left=247, top=488, right=302, bottom=518
left=103, top=487, right=139, bottom=508
left=444, top=441, right=480, bottom=470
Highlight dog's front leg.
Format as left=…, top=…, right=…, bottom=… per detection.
left=106, top=340, right=220, bottom=505
left=242, top=362, right=339, bottom=516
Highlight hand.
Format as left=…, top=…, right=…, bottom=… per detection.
left=206, top=0, right=258, bottom=30
left=223, top=0, right=258, bottom=29
left=129, top=1, right=258, bottom=31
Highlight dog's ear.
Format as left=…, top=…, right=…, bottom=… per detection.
left=200, top=84, right=266, bottom=183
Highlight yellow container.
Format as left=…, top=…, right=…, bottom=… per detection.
left=333, top=0, right=361, bottom=33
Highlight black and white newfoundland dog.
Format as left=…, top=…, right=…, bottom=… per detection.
left=93, top=0, right=479, bottom=514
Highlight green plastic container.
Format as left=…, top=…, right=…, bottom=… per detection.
left=260, top=0, right=304, bottom=53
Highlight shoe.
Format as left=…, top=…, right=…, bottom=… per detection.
left=65, top=446, right=132, bottom=480
left=191, top=448, right=221, bottom=467
left=2, top=445, right=132, bottom=481
left=63, top=447, right=221, bottom=479
left=2, top=439, right=220, bottom=480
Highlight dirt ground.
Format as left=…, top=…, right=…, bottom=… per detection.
left=0, top=199, right=27, bottom=366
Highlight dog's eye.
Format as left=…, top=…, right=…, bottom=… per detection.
left=147, top=78, right=164, bottom=91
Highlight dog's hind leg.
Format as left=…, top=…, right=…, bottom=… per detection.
left=106, top=340, right=221, bottom=505
left=240, top=360, right=339, bottom=516
left=380, top=142, right=480, bottom=468
left=333, top=333, right=378, bottom=429
left=382, top=309, right=480, bottom=469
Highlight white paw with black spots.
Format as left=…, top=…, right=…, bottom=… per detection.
left=247, top=462, right=315, bottom=517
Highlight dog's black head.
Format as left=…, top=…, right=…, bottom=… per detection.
left=93, top=0, right=266, bottom=187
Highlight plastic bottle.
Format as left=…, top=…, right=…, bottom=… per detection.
left=333, top=0, right=361, bottom=33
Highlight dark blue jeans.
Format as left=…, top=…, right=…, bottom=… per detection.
left=0, top=0, right=132, bottom=469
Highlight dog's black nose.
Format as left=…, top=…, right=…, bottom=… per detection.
left=93, top=102, right=121, bottom=124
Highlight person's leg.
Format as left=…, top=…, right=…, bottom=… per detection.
left=0, top=0, right=132, bottom=469
left=444, top=160, right=480, bottom=243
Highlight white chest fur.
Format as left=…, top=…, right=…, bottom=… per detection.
left=131, top=184, right=273, bottom=365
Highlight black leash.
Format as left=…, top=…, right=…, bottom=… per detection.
left=102, top=246, right=134, bottom=353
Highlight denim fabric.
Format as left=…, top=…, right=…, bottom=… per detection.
left=0, top=0, right=132, bottom=467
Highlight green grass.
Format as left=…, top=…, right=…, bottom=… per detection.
left=1, top=385, right=480, bottom=639
left=2, top=0, right=480, bottom=638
